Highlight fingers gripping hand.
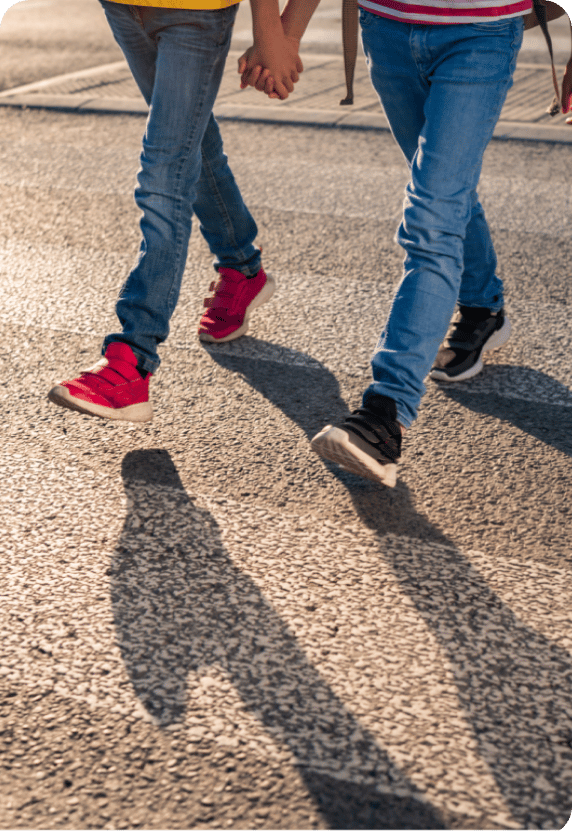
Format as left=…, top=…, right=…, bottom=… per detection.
left=238, top=62, right=281, bottom=99
left=238, top=47, right=259, bottom=87
left=237, top=35, right=303, bottom=100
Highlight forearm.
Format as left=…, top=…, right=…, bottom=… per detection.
left=249, top=0, right=284, bottom=41
left=280, top=0, right=323, bottom=41
left=245, top=0, right=305, bottom=98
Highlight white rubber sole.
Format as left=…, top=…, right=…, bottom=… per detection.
left=198, top=272, right=276, bottom=344
left=48, top=385, right=153, bottom=422
left=311, top=425, right=397, bottom=488
left=430, top=315, right=511, bottom=383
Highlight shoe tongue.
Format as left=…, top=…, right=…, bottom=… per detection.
left=217, top=267, right=246, bottom=283
left=363, top=393, right=397, bottom=422
left=459, top=305, right=492, bottom=321
left=105, top=341, right=138, bottom=366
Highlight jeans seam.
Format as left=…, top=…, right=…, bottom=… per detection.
left=128, top=5, right=144, bottom=27
left=201, top=148, right=243, bottom=261
left=168, top=21, right=233, bottom=307
left=168, top=74, right=212, bottom=315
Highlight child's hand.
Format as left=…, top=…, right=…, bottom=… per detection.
left=243, top=65, right=285, bottom=98
left=237, top=47, right=266, bottom=90
left=237, top=55, right=281, bottom=99
left=238, top=34, right=303, bottom=100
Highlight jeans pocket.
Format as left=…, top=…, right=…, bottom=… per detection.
left=359, top=8, right=375, bottom=29
left=470, top=17, right=520, bottom=31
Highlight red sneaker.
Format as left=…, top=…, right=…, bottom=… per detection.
left=198, top=266, right=276, bottom=343
left=48, top=342, right=152, bottom=422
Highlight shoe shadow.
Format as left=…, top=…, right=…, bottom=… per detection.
left=112, top=448, right=445, bottom=829
left=202, top=339, right=572, bottom=828
left=433, top=364, right=572, bottom=460
left=201, top=339, right=435, bottom=539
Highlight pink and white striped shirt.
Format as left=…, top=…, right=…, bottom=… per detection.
left=358, top=0, right=533, bottom=24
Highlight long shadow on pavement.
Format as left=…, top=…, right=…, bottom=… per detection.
left=202, top=341, right=572, bottom=828
left=112, top=448, right=446, bottom=829
left=435, top=364, right=572, bottom=461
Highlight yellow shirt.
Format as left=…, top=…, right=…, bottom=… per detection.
left=106, top=0, right=243, bottom=9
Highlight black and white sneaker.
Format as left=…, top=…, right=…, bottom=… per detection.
left=310, top=394, right=401, bottom=488
left=430, top=305, right=511, bottom=383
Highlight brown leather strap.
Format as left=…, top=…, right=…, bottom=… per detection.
left=341, top=0, right=359, bottom=105
left=565, top=23, right=572, bottom=116
left=533, top=0, right=561, bottom=115
left=341, top=1, right=565, bottom=115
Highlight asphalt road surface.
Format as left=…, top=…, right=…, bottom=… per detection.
left=1, top=54, right=572, bottom=835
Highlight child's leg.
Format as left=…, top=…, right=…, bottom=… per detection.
left=193, top=115, right=262, bottom=279
left=458, top=195, right=504, bottom=311
left=99, top=1, right=156, bottom=105
left=99, top=3, right=239, bottom=373
left=359, top=13, right=504, bottom=318
left=360, top=13, right=522, bottom=427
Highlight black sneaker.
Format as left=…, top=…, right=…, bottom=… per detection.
left=310, top=394, right=401, bottom=488
left=430, top=305, right=511, bottom=383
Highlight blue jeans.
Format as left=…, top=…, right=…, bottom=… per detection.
left=99, top=1, right=261, bottom=372
left=360, top=11, right=523, bottom=427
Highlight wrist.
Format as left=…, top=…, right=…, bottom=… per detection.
left=253, top=21, right=284, bottom=43
left=251, top=0, right=283, bottom=39
left=280, top=0, right=321, bottom=40
left=281, top=15, right=304, bottom=40
left=281, top=20, right=301, bottom=44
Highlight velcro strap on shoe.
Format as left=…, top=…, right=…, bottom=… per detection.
left=448, top=337, right=481, bottom=350
left=204, top=276, right=250, bottom=317
left=448, top=323, right=491, bottom=351
left=347, top=407, right=402, bottom=462
left=85, top=360, right=137, bottom=384
left=82, top=358, right=108, bottom=375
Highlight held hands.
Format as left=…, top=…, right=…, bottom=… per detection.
left=238, top=33, right=303, bottom=100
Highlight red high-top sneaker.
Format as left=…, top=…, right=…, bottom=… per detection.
left=48, top=342, right=152, bottom=422
left=198, top=266, right=275, bottom=343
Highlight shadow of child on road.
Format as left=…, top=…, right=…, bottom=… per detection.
left=111, top=447, right=446, bottom=829
left=202, top=341, right=572, bottom=828
left=435, top=363, right=572, bottom=461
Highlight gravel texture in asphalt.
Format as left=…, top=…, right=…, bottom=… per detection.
left=1, top=107, right=571, bottom=830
